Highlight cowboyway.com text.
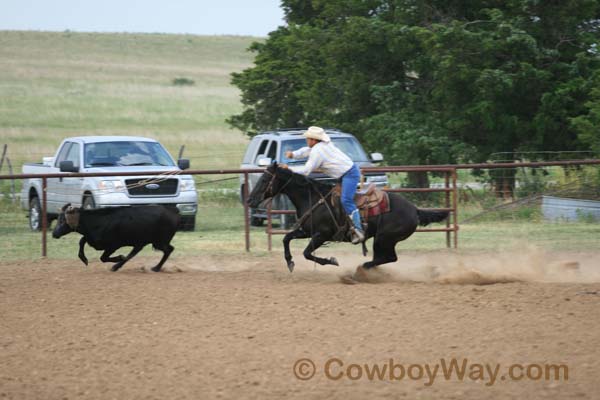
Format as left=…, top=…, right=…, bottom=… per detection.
left=292, top=357, right=568, bottom=386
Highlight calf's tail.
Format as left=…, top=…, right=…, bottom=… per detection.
left=416, top=209, right=449, bottom=226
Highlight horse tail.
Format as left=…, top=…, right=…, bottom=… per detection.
left=416, top=209, right=449, bottom=226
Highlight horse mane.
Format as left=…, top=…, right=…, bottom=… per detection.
left=275, top=166, right=336, bottom=195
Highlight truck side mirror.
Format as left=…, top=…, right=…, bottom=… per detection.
left=59, top=161, right=78, bottom=172
left=257, top=157, right=272, bottom=167
left=178, top=159, right=190, bottom=170
left=370, top=153, right=384, bottom=163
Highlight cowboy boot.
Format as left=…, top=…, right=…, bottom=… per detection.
left=349, top=210, right=365, bottom=244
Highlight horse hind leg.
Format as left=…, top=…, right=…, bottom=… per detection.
left=362, top=239, right=397, bottom=270
left=302, top=233, right=339, bottom=267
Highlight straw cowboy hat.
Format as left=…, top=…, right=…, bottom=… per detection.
left=303, top=126, right=331, bottom=142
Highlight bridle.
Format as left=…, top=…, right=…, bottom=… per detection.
left=261, top=168, right=294, bottom=201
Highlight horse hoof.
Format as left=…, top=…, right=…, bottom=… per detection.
left=340, top=275, right=358, bottom=285
left=352, top=266, right=370, bottom=283
left=287, top=261, right=295, bottom=273
left=110, top=264, right=121, bottom=272
left=329, top=257, right=339, bottom=266
left=151, top=266, right=162, bottom=272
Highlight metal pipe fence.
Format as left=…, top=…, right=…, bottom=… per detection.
left=1, top=159, right=599, bottom=259
left=264, top=167, right=459, bottom=250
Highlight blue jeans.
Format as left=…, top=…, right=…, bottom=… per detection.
left=340, top=164, right=360, bottom=215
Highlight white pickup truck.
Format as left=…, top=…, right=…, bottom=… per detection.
left=21, top=136, right=198, bottom=231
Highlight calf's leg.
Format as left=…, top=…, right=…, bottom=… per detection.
left=151, top=243, right=174, bottom=272
left=111, top=245, right=144, bottom=272
left=78, top=237, right=89, bottom=266
left=100, top=248, right=126, bottom=263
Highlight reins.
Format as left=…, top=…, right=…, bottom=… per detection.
left=263, top=168, right=346, bottom=237
left=291, top=180, right=345, bottom=236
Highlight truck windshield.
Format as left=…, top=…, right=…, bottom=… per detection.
left=280, top=137, right=369, bottom=163
left=84, top=141, right=175, bottom=167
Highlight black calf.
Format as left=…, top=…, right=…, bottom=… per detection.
left=53, top=204, right=180, bottom=272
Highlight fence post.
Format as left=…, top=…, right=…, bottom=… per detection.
left=0, top=144, right=6, bottom=173
left=267, top=200, right=273, bottom=251
left=445, top=172, right=450, bottom=248
left=243, top=172, right=250, bottom=252
left=42, top=177, right=47, bottom=257
left=7, top=158, right=15, bottom=203
left=452, top=168, right=458, bottom=248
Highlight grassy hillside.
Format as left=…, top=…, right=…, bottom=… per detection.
left=0, top=30, right=257, bottom=170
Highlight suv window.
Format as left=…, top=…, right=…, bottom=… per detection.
left=280, top=137, right=369, bottom=163
left=254, top=139, right=270, bottom=163
left=266, top=141, right=277, bottom=160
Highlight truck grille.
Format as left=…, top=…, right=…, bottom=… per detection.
left=125, top=178, right=178, bottom=196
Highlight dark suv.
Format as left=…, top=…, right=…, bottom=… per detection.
left=240, top=128, right=387, bottom=228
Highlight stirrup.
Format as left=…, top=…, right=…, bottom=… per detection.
left=351, top=229, right=365, bottom=244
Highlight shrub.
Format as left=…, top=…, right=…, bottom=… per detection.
left=172, top=77, right=195, bottom=86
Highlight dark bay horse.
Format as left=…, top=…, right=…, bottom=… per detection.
left=247, top=163, right=449, bottom=273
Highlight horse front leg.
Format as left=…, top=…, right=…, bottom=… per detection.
left=282, top=228, right=309, bottom=272
left=302, top=233, right=339, bottom=267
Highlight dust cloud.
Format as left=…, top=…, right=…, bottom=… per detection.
left=298, top=246, right=600, bottom=285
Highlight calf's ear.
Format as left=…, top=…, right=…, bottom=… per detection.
left=61, top=203, right=71, bottom=212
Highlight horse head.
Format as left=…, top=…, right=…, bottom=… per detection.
left=247, top=162, right=295, bottom=208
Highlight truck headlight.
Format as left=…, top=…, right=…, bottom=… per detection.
left=179, top=178, right=196, bottom=192
left=98, top=180, right=125, bottom=192
left=365, top=175, right=388, bottom=184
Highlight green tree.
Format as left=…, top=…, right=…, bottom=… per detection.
left=572, top=70, right=600, bottom=154
left=228, top=0, right=600, bottom=191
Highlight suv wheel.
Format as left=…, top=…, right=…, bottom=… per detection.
left=250, top=215, right=264, bottom=227
left=280, top=213, right=296, bottom=230
left=29, top=196, right=42, bottom=231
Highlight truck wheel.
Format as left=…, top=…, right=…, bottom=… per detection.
left=179, top=215, right=196, bottom=231
left=82, top=195, right=96, bottom=210
left=29, top=197, right=42, bottom=231
left=280, top=213, right=297, bottom=230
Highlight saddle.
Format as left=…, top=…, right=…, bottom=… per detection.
left=332, top=183, right=391, bottom=220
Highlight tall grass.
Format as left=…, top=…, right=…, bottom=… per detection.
left=0, top=31, right=257, bottom=170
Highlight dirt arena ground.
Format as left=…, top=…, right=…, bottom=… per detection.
left=1, top=248, right=599, bottom=399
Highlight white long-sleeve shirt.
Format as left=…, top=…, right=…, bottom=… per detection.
left=289, top=141, right=353, bottom=179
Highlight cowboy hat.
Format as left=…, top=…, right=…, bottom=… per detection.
left=303, top=126, right=330, bottom=142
